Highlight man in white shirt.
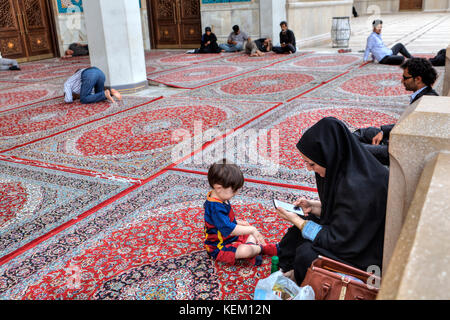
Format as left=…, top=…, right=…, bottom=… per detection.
left=63, top=67, right=121, bottom=104
left=0, top=52, right=21, bottom=71
left=363, top=20, right=412, bottom=65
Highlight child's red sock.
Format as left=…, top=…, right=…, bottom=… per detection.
left=261, top=243, right=278, bottom=256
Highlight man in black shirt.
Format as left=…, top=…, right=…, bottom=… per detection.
left=273, top=21, right=296, bottom=54
left=353, top=58, right=439, bottom=166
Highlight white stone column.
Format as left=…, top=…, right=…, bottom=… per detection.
left=83, top=0, right=148, bottom=93
left=259, top=0, right=287, bottom=45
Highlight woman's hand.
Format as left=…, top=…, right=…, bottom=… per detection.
left=276, top=207, right=304, bottom=229
left=293, top=198, right=322, bottom=217
left=293, top=198, right=312, bottom=216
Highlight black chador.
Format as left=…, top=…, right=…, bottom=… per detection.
left=278, top=117, right=389, bottom=284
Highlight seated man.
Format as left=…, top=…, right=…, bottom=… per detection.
left=354, top=58, right=439, bottom=165
left=62, top=43, right=89, bottom=59
left=273, top=21, right=296, bottom=54
left=64, top=67, right=122, bottom=104
left=219, top=25, right=248, bottom=52
left=364, top=20, right=412, bottom=65
left=193, top=27, right=221, bottom=54
left=0, top=51, right=20, bottom=71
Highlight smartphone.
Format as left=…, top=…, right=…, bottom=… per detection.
left=273, top=199, right=305, bottom=216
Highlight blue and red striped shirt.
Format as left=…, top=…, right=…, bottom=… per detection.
left=203, top=191, right=238, bottom=259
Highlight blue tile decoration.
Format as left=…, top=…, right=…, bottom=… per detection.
left=57, top=0, right=83, bottom=13
left=202, top=0, right=251, bottom=3
left=57, top=0, right=141, bottom=13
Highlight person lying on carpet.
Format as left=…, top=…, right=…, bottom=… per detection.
left=191, top=27, right=222, bottom=54
left=429, top=48, right=446, bottom=67
left=275, top=117, right=389, bottom=285
left=244, top=38, right=265, bottom=57
left=204, top=159, right=278, bottom=266
left=219, top=25, right=249, bottom=52
left=62, top=43, right=89, bottom=59
left=272, top=21, right=296, bottom=54
left=255, top=37, right=273, bottom=53
left=363, top=20, right=412, bottom=65
left=353, top=57, right=439, bottom=166
left=248, top=37, right=273, bottom=56
left=63, top=67, right=122, bottom=104
left=0, top=51, right=21, bottom=71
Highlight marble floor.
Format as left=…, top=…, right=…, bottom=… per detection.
left=304, top=11, right=450, bottom=53
left=139, top=11, right=449, bottom=97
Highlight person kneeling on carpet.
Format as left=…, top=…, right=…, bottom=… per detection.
left=63, top=67, right=122, bottom=104
left=204, top=159, right=278, bottom=266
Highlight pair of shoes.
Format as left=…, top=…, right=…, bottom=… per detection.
left=9, top=66, right=21, bottom=71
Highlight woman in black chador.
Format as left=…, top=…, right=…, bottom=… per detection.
left=275, top=117, right=389, bottom=285
left=195, top=27, right=221, bottom=54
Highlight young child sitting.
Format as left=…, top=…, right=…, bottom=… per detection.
left=204, top=159, right=277, bottom=266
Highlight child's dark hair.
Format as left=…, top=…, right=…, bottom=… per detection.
left=208, top=159, right=244, bottom=192
left=401, top=57, right=438, bottom=87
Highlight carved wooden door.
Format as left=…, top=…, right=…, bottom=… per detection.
left=399, top=0, right=423, bottom=10
left=0, top=0, right=27, bottom=60
left=0, top=0, right=55, bottom=61
left=150, top=0, right=201, bottom=49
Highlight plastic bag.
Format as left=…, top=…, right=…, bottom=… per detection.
left=254, top=271, right=315, bottom=300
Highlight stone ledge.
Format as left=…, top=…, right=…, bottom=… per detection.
left=378, top=152, right=450, bottom=299
left=383, top=96, right=450, bottom=272
left=444, top=44, right=450, bottom=96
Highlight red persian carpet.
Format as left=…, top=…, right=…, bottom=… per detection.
left=0, top=50, right=436, bottom=300
left=0, top=171, right=316, bottom=300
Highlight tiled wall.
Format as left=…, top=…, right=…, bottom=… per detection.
left=201, top=0, right=261, bottom=44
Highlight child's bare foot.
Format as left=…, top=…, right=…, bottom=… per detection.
left=105, top=89, right=115, bottom=103
left=110, top=88, right=122, bottom=101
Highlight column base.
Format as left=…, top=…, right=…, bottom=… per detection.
left=107, top=80, right=149, bottom=94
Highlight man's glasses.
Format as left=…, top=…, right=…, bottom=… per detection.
left=402, top=75, right=413, bottom=81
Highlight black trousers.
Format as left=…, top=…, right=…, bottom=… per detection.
left=273, top=44, right=296, bottom=54
left=429, top=48, right=446, bottom=66
left=278, top=225, right=320, bottom=285
left=379, top=43, right=412, bottom=65
left=352, top=129, right=390, bottom=166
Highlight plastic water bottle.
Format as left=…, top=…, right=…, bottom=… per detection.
left=271, top=256, right=279, bottom=274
